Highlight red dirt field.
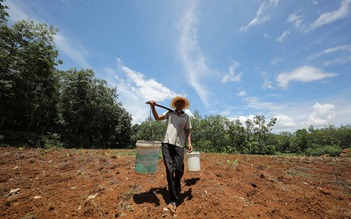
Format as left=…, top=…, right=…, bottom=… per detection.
left=1, top=147, right=350, bottom=219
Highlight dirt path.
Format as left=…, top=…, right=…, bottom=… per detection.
left=1, top=147, right=350, bottom=218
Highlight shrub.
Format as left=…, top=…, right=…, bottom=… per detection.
left=323, top=145, right=342, bottom=157
left=305, top=145, right=342, bottom=157
left=305, top=147, right=325, bottom=156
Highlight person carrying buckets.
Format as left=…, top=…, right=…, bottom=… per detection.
left=147, top=96, right=193, bottom=213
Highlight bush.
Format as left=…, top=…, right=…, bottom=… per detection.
left=323, top=145, right=342, bottom=157
left=305, top=147, right=325, bottom=156
left=263, top=145, right=277, bottom=155
left=305, top=145, right=342, bottom=157
left=42, top=133, right=63, bottom=149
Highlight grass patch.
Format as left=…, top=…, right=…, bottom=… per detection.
left=114, top=149, right=136, bottom=156
left=286, top=166, right=311, bottom=178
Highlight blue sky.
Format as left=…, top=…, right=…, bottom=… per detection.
left=4, top=0, right=351, bottom=132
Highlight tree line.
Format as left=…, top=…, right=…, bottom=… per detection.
left=1, top=1, right=350, bottom=155
left=135, top=113, right=351, bottom=156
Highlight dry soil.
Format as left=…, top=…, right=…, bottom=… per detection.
left=1, top=147, right=350, bottom=218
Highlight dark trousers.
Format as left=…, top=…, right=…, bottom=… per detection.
left=162, top=143, right=184, bottom=203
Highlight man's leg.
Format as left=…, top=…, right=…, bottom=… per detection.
left=174, top=146, right=185, bottom=196
left=162, top=143, right=178, bottom=203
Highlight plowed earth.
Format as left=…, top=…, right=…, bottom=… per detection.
left=1, top=147, right=351, bottom=219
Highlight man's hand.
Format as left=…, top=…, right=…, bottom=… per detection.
left=147, top=100, right=156, bottom=107
left=187, top=144, right=193, bottom=153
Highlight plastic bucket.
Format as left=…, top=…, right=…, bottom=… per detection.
left=135, top=140, right=162, bottom=174
left=186, top=152, right=201, bottom=171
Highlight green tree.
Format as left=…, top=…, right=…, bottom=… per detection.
left=134, top=117, right=165, bottom=143
left=58, top=69, right=132, bottom=148
left=292, top=128, right=310, bottom=153
left=226, top=119, right=246, bottom=153
left=1, top=5, right=61, bottom=144
left=191, top=110, right=205, bottom=151
left=242, top=115, right=277, bottom=154
left=336, top=125, right=351, bottom=148
left=0, top=0, right=8, bottom=24
left=274, top=131, right=294, bottom=153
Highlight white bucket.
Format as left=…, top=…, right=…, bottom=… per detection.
left=186, top=152, right=201, bottom=171
left=135, top=140, right=162, bottom=174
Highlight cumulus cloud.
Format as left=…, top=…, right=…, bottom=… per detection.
left=307, top=103, right=336, bottom=126
left=120, top=66, right=177, bottom=101
left=310, top=0, right=351, bottom=30
left=105, top=60, right=180, bottom=124
left=235, top=115, right=257, bottom=125
left=178, top=2, right=212, bottom=107
left=240, top=0, right=279, bottom=31
left=274, top=115, right=296, bottom=129
left=221, top=62, right=241, bottom=83
left=276, top=65, right=337, bottom=88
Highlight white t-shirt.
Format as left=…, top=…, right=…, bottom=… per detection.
left=162, top=111, right=192, bottom=147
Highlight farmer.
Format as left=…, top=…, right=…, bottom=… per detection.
left=148, top=96, right=193, bottom=212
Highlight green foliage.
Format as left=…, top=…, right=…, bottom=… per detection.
left=133, top=117, right=165, bottom=142
left=58, top=69, right=132, bottom=148
left=323, top=145, right=342, bottom=157
left=0, top=19, right=61, bottom=134
left=305, top=145, right=342, bottom=157
left=0, top=0, right=9, bottom=24
left=42, top=133, right=63, bottom=149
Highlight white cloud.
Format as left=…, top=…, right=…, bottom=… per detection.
left=178, top=2, right=212, bottom=107
left=54, top=34, right=91, bottom=69
left=237, top=91, right=247, bottom=97
left=222, top=93, right=351, bottom=133
left=276, top=30, right=289, bottom=43
left=307, top=103, right=336, bottom=127
left=287, top=13, right=303, bottom=30
left=4, top=1, right=29, bottom=21
left=120, top=66, right=177, bottom=101
left=274, top=115, right=296, bottom=129
left=236, top=115, right=256, bottom=125
left=310, top=0, right=351, bottom=30
left=240, top=0, right=279, bottom=31
left=5, top=1, right=92, bottom=69
left=244, top=96, right=282, bottom=111
left=308, top=44, right=351, bottom=66
left=221, top=62, right=241, bottom=83
left=309, top=44, right=351, bottom=59
left=276, top=65, right=337, bottom=88
left=105, top=61, right=180, bottom=124
left=263, top=79, right=273, bottom=89
left=323, top=56, right=351, bottom=66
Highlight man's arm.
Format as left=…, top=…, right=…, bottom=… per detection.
left=149, top=100, right=166, bottom=121
left=185, top=129, right=193, bottom=153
